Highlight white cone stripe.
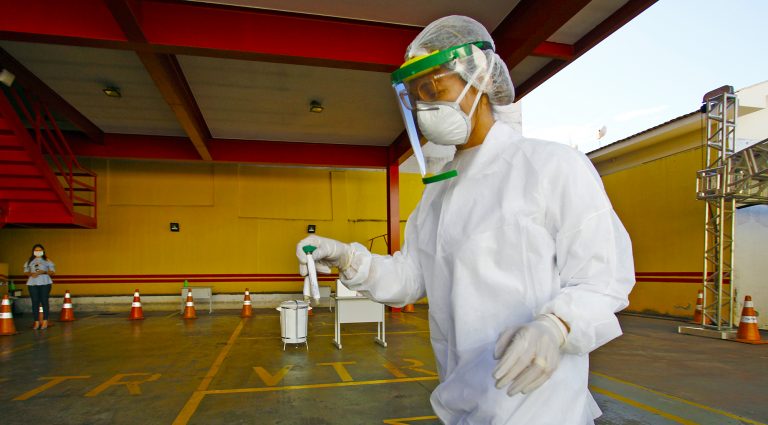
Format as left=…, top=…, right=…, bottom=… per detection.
left=0, top=312, right=12, bottom=318
left=697, top=293, right=703, bottom=298
left=741, top=316, right=758, bottom=324
left=63, top=303, right=72, bottom=308
left=132, top=302, right=142, bottom=307
left=243, top=301, right=251, bottom=305
left=245, top=291, right=250, bottom=295
left=186, top=302, right=194, bottom=307
left=1, top=300, right=9, bottom=305
left=744, top=301, right=754, bottom=308
left=695, top=305, right=702, bottom=310
left=134, top=292, right=140, bottom=297
left=39, top=307, right=43, bottom=312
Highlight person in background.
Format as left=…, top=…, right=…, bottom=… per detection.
left=24, top=244, right=55, bottom=330
left=296, top=15, right=635, bottom=424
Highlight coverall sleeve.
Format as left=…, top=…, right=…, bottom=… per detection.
left=539, top=151, right=635, bottom=355
left=339, top=212, right=426, bottom=308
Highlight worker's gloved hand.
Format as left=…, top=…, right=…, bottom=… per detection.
left=493, top=314, right=569, bottom=396
left=296, top=235, right=354, bottom=276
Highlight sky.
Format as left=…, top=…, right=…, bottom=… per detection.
left=521, top=0, right=768, bottom=153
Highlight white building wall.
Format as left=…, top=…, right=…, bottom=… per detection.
left=734, top=81, right=768, bottom=329
left=735, top=205, right=768, bottom=329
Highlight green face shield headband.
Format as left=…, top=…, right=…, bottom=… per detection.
left=390, top=41, right=493, bottom=184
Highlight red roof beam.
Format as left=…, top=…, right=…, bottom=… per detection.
left=104, top=0, right=212, bottom=160
left=137, top=1, right=416, bottom=71
left=0, top=0, right=128, bottom=47
left=1, top=0, right=418, bottom=72
left=515, top=0, right=658, bottom=99
left=67, top=133, right=388, bottom=168
left=531, top=41, right=574, bottom=61
left=209, top=139, right=387, bottom=168
left=492, top=0, right=591, bottom=70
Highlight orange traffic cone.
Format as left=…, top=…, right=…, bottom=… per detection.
left=403, top=304, right=415, bottom=313
left=241, top=288, right=253, bottom=318
left=59, top=290, right=75, bottom=322
left=692, top=290, right=711, bottom=325
left=182, top=290, right=197, bottom=319
left=735, top=296, right=768, bottom=344
left=128, top=289, right=145, bottom=320
left=0, top=295, right=18, bottom=336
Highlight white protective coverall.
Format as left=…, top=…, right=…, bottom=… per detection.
left=342, top=121, right=635, bottom=424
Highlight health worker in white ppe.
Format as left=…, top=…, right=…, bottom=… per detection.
left=296, top=15, right=635, bottom=425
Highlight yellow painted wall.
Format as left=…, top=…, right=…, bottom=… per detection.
left=0, top=158, right=424, bottom=296
left=600, top=135, right=705, bottom=317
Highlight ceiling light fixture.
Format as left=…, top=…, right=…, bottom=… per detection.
left=103, top=86, right=122, bottom=98
left=309, top=100, right=324, bottom=113
left=0, top=69, right=15, bottom=87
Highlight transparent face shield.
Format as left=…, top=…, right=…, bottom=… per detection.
left=390, top=41, right=493, bottom=184
left=392, top=81, right=428, bottom=177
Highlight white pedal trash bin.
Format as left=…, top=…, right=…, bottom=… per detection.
left=279, top=300, right=308, bottom=350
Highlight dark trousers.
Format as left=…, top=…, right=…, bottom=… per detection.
left=29, top=285, right=52, bottom=321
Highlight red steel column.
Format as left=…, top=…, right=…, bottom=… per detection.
left=386, top=150, right=405, bottom=312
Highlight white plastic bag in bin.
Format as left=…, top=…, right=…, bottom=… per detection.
left=279, top=300, right=308, bottom=350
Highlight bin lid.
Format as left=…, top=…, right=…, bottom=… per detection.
left=280, top=300, right=308, bottom=309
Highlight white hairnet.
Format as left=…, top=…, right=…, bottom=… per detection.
left=406, top=15, right=515, bottom=107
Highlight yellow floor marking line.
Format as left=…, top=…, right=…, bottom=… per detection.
left=204, top=376, right=439, bottom=395
left=197, top=319, right=245, bottom=392
left=1, top=321, right=105, bottom=357
left=383, top=415, right=440, bottom=424
left=172, top=318, right=245, bottom=425
left=590, top=386, right=698, bottom=425
left=591, top=371, right=767, bottom=425
left=172, top=391, right=206, bottom=425
left=0, top=343, right=34, bottom=356
left=165, top=311, right=179, bottom=318
left=13, top=376, right=91, bottom=401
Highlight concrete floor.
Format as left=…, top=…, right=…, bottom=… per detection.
left=0, top=306, right=766, bottom=425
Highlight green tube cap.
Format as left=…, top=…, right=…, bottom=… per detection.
left=302, top=245, right=317, bottom=254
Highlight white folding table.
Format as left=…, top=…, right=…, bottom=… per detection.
left=180, top=287, right=213, bottom=314
left=331, top=295, right=386, bottom=349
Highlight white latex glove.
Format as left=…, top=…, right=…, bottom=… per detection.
left=296, top=235, right=354, bottom=276
left=493, top=314, right=569, bottom=396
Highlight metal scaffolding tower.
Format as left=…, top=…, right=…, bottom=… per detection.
left=680, top=85, right=768, bottom=339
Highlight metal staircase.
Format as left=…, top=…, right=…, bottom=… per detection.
left=0, top=82, right=97, bottom=228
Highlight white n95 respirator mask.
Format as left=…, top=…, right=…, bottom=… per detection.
left=416, top=99, right=474, bottom=146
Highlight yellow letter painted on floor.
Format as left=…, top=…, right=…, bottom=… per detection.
left=13, top=376, right=91, bottom=401
left=382, top=361, right=408, bottom=378
left=85, top=373, right=161, bottom=397
left=253, top=365, right=293, bottom=386
left=401, top=358, right=438, bottom=376
left=316, top=362, right=356, bottom=382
